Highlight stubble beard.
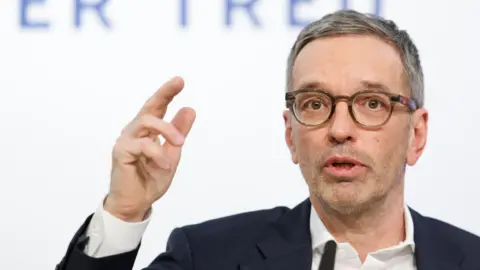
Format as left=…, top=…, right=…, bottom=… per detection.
left=299, top=145, right=406, bottom=218
left=311, top=170, right=388, bottom=217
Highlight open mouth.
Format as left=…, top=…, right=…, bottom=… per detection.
left=323, top=156, right=365, bottom=177
left=331, top=162, right=356, bottom=169
left=325, top=156, right=364, bottom=168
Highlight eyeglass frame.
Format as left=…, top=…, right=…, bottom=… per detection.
left=285, top=89, right=418, bottom=128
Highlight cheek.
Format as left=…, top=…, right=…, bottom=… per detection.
left=371, top=136, right=382, bottom=157
left=293, top=127, right=328, bottom=158
left=368, top=130, right=409, bottom=167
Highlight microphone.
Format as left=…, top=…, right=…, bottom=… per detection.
left=318, top=240, right=337, bottom=270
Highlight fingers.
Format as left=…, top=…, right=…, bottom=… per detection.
left=164, top=107, right=196, bottom=152
left=114, top=77, right=195, bottom=169
left=115, top=137, right=171, bottom=169
left=171, top=107, right=196, bottom=137
left=124, top=115, right=185, bottom=146
left=139, top=76, right=185, bottom=118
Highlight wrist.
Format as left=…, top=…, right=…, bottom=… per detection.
left=103, top=196, right=149, bottom=222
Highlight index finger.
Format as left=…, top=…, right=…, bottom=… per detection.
left=138, top=76, right=185, bottom=118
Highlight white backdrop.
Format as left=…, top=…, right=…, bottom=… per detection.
left=0, top=0, right=479, bottom=269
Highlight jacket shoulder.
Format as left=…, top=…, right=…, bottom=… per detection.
left=420, top=213, right=480, bottom=254
left=176, top=205, right=291, bottom=261
left=182, top=205, right=290, bottom=239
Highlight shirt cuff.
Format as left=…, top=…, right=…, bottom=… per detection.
left=84, top=200, right=152, bottom=258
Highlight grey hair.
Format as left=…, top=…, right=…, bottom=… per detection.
left=286, top=9, right=424, bottom=108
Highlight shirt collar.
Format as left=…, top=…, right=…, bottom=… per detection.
left=310, top=204, right=416, bottom=253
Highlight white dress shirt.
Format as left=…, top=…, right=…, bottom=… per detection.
left=84, top=201, right=417, bottom=269
left=310, top=206, right=417, bottom=270
left=84, top=203, right=151, bottom=258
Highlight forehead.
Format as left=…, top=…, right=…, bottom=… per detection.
left=291, top=35, right=406, bottom=94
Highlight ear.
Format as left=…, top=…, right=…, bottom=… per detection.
left=283, top=110, right=298, bottom=164
left=406, top=108, right=428, bottom=166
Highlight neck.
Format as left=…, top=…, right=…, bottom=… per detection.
left=311, top=183, right=406, bottom=262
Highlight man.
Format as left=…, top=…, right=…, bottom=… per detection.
left=56, top=9, right=480, bottom=270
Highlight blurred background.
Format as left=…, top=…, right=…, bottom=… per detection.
left=0, top=0, right=479, bottom=269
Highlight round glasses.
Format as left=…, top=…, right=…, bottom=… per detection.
left=285, top=90, right=417, bottom=127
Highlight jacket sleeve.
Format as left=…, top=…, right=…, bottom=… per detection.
left=55, top=215, right=193, bottom=270
left=143, top=228, right=194, bottom=270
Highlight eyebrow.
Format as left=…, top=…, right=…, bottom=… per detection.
left=359, top=80, right=392, bottom=93
left=294, top=81, right=328, bottom=91
left=293, top=80, right=393, bottom=93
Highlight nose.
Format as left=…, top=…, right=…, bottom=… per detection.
left=327, top=102, right=357, bottom=144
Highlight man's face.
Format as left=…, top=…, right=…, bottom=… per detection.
left=284, top=35, right=428, bottom=214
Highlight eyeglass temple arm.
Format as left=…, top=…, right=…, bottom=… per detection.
left=285, top=93, right=295, bottom=108
left=391, top=95, right=417, bottom=111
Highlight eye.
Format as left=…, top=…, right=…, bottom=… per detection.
left=303, top=99, right=323, bottom=110
left=356, top=95, right=388, bottom=111
left=366, top=99, right=382, bottom=110
left=295, top=92, right=331, bottom=112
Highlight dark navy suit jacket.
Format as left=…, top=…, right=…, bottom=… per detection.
left=56, top=199, right=480, bottom=270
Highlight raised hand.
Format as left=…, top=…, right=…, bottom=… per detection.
left=104, top=77, right=196, bottom=222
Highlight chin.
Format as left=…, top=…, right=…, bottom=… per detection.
left=314, top=184, right=374, bottom=215
left=325, top=198, right=373, bottom=216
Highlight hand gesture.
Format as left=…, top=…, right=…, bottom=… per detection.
left=104, top=77, right=196, bottom=221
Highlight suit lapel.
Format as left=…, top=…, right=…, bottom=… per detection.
left=239, top=202, right=466, bottom=270
left=240, top=199, right=313, bottom=270
left=410, top=208, right=463, bottom=270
